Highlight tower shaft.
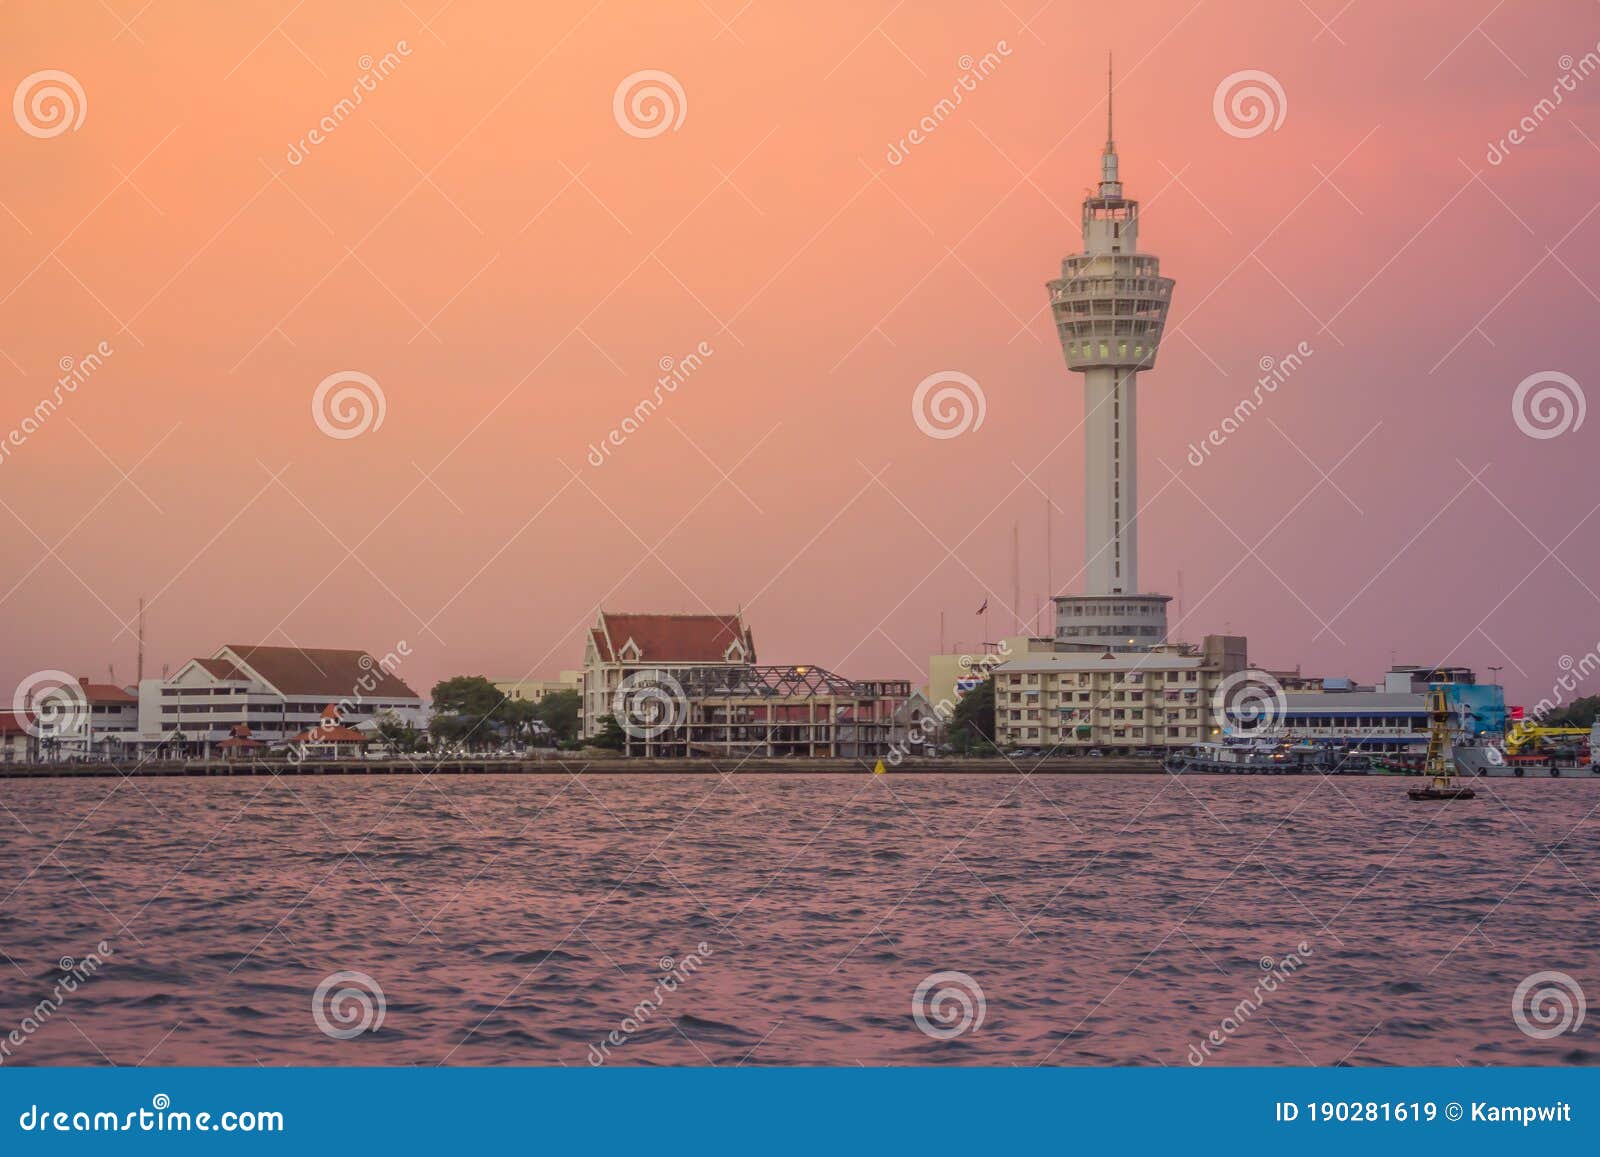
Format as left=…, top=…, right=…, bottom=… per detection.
left=1083, top=365, right=1137, bottom=595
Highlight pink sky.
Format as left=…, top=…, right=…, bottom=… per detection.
left=2, top=0, right=1598, bottom=704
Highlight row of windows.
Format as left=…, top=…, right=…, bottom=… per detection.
left=1009, top=693, right=1204, bottom=708
left=1015, top=689, right=1204, bottom=704
left=1009, top=708, right=1204, bottom=722
left=1064, top=339, right=1155, bottom=361
left=1051, top=277, right=1168, bottom=299
left=1062, top=602, right=1163, bottom=617
left=1007, top=671, right=1199, bottom=686
left=1006, top=727, right=1204, bottom=740
left=162, top=688, right=414, bottom=710
left=162, top=705, right=408, bottom=716
left=1287, top=716, right=1428, bottom=731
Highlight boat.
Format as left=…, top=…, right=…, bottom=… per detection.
left=1370, top=754, right=1424, bottom=776
left=1452, top=720, right=1599, bottom=778
left=1164, top=738, right=1357, bottom=775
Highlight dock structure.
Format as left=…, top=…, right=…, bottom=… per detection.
left=0, top=755, right=1162, bottom=779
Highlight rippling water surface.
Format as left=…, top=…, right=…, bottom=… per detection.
left=0, top=773, right=1595, bottom=1066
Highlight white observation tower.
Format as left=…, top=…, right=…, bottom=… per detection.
left=1048, top=61, right=1176, bottom=651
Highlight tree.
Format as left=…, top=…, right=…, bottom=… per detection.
left=536, top=689, right=581, bottom=742
left=1540, top=694, right=1600, bottom=729
left=374, top=711, right=424, bottom=753
left=429, top=675, right=506, bottom=749
left=498, top=697, right=541, bottom=744
left=591, top=714, right=625, bottom=751
left=948, top=677, right=996, bottom=745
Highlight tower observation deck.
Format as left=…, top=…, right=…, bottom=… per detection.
left=1048, top=62, right=1176, bottom=651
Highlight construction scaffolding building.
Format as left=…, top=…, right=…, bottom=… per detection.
left=616, top=664, right=915, bottom=759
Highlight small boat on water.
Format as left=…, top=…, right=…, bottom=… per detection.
left=1370, top=754, right=1423, bottom=776
left=1164, top=738, right=1356, bottom=775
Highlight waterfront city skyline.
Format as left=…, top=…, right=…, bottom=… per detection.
left=3, top=2, right=1599, bottom=706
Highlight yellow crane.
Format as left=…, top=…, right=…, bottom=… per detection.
left=1504, top=724, right=1589, bottom=755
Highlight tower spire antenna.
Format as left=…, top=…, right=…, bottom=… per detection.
left=1098, top=53, right=1121, bottom=197
left=1106, top=53, right=1114, bottom=154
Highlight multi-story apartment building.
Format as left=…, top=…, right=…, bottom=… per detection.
left=992, top=635, right=1247, bottom=751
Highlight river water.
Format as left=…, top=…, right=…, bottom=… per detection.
left=0, top=773, right=1594, bottom=1066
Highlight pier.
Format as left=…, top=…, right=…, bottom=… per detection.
left=0, top=756, right=1162, bottom=780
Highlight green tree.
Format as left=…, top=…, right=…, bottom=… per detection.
left=1540, top=694, right=1600, bottom=729
left=948, top=677, right=996, bottom=745
left=374, top=711, right=423, bottom=753
left=429, top=675, right=506, bottom=749
left=591, top=714, right=625, bottom=751
left=498, top=697, right=541, bottom=744
left=536, top=689, right=581, bottom=742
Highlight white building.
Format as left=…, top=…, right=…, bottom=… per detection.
left=580, top=611, right=754, bottom=739
left=139, top=643, right=425, bottom=751
left=1, top=711, right=37, bottom=762
left=1048, top=64, right=1177, bottom=648
left=29, top=678, right=139, bottom=760
left=495, top=671, right=582, bottom=704
left=993, top=636, right=1246, bottom=751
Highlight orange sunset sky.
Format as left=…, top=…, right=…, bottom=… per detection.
left=2, top=0, right=1598, bottom=703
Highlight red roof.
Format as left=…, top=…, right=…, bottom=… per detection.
left=194, top=657, right=248, bottom=681
left=592, top=612, right=754, bottom=664
left=77, top=681, right=136, bottom=703
left=0, top=712, right=30, bottom=735
left=219, top=645, right=418, bottom=698
left=288, top=723, right=367, bottom=744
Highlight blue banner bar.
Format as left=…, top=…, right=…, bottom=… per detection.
left=2, top=1067, right=1594, bottom=1153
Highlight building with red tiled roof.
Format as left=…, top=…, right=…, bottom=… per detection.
left=147, top=644, right=426, bottom=752
left=581, top=611, right=755, bottom=739
left=13, top=676, right=141, bottom=761
left=0, top=711, right=38, bottom=763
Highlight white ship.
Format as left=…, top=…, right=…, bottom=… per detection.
left=1452, top=721, right=1599, bottom=778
